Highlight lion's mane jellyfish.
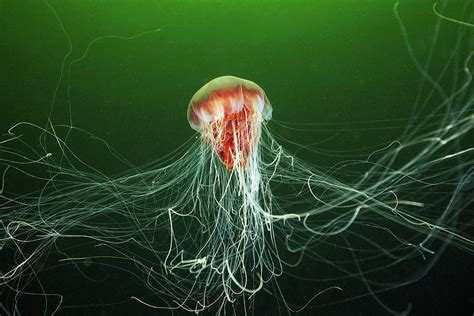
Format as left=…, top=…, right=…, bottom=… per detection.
left=187, top=76, right=272, bottom=170
left=1, top=3, right=473, bottom=314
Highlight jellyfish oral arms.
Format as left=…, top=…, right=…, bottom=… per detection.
left=187, top=76, right=273, bottom=170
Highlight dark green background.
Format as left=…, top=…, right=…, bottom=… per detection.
left=2, top=0, right=443, bottom=168
left=1, top=0, right=473, bottom=315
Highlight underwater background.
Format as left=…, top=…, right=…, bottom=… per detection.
left=1, top=0, right=473, bottom=315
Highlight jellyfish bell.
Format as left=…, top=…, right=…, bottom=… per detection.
left=187, top=76, right=272, bottom=170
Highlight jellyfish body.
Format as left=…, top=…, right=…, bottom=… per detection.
left=187, top=76, right=272, bottom=170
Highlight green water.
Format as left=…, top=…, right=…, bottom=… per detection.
left=1, top=0, right=444, bottom=165
left=1, top=0, right=473, bottom=315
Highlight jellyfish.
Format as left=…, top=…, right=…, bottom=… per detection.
left=0, top=1, right=473, bottom=316
left=1, top=69, right=472, bottom=314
